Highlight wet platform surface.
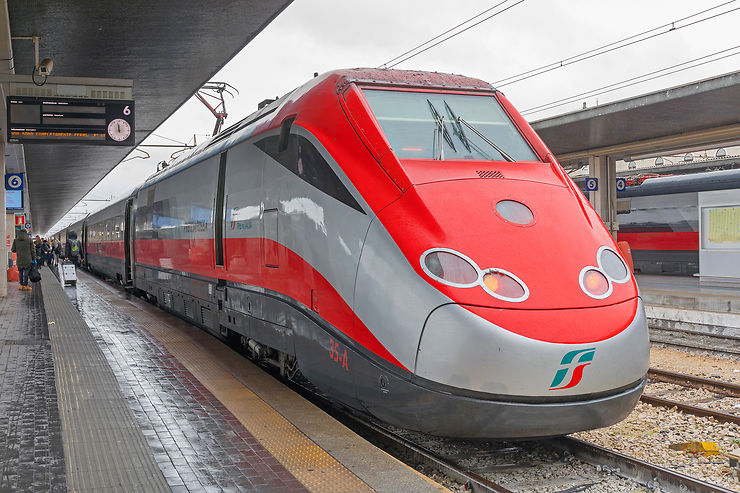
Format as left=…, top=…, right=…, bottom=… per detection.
left=75, top=280, right=308, bottom=492
left=2, top=266, right=443, bottom=492
left=0, top=283, right=65, bottom=492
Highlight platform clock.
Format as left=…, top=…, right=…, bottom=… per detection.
left=107, top=118, right=132, bottom=142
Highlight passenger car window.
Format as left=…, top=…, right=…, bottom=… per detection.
left=255, top=133, right=364, bottom=214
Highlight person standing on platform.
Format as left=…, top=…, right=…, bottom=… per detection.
left=11, top=230, right=36, bottom=291
left=34, top=235, right=44, bottom=266
left=65, top=231, right=83, bottom=267
left=52, top=238, right=62, bottom=265
left=42, top=240, right=53, bottom=266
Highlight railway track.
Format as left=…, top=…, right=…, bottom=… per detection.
left=642, top=368, right=740, bottom=425
left=648, top=368, right=740, bottom=398
left=649, top=327, right=740, bottom=357
left=286, top=373, right=735, bottom=492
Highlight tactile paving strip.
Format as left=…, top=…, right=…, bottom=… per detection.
left=39, top=269, right=170, bottom=492
left=79, top=272, right=373, bottom=493
left=0, top=282, right=66, bottom=492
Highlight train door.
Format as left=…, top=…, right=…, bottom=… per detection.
left=81, top=222, right=88, bottom=268
left=214, top=151, right=228, bottom=269
left=124, top=198, right=134, bottom=284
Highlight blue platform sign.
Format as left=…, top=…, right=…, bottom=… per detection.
left=584, top=177, right=598, bottom=192
left=5, top=173, right=23, bottom=190
left=616, top=178, right=626, bottom=192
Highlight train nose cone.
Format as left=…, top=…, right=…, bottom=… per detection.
left=415, top=298, right=649, bottom=397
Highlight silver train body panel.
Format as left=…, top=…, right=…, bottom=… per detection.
left=69, top=111, right=648, bottom=438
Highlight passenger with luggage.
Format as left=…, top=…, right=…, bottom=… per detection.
left=65, top=231, right=83, bottom=267
left=11, top=230, right=36, bottom=291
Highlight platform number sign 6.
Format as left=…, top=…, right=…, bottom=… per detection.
left=5, top=173, right=23, bottom=190
left=123, top=105, right=131, bottom=116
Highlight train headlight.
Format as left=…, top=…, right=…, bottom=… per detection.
left=420, top=248, right=529, bottom=302
left=494, top=200, right=535, bottom=226
left=482, top=270, right=527, bottom=301
left=598, top=247, right=630, bottom=283
left=422, top=249, right=479, bottom=287
left=579, top=246, right=631, bottom=299
left=580, top=269, right=610, bottom=298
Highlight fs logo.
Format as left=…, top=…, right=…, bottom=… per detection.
left=549, top=348, right=595, bottom=390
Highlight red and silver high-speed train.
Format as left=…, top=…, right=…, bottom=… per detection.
left=65, top=68, right=649, bottom=439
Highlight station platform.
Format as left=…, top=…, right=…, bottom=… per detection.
left=636, top=274, right=740, bottom=347
left=1, top=267, right=446, bottom=492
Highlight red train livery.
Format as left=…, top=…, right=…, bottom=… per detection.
left=66, top=68, right=649, bottom=438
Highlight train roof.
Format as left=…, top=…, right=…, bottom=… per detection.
left=618, top=168, right=740, bottom=197
left=140, top=68, right=498, bottom=189
left=335, top=68, right=494, bottom=92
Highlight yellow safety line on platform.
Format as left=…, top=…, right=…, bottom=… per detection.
left=82, top=279, right=373, bottom=493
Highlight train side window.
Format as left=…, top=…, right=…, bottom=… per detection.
left=255, top=133, right=364, bottom=214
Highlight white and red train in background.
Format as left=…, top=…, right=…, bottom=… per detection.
left=64, top=68, right=648, bottom=439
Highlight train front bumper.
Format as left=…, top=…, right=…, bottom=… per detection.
left=358, top=297, right=649, bottom=438
left=363, top=373, right=646, bottom=439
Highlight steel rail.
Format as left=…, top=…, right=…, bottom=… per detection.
left=648, top=368, right=740, bottom=397
left=550, top=437, right=735, bottom=493
left=338, top=414, right=514, bottom=493
left=649, top=328, right=740, bottom=357
left=640, top=394, right=740, bottom=425
left=291, top=373, right=736, bottom=492
left=282, top=379, right=513, bottom=493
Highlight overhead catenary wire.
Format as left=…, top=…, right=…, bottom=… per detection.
left=381, top=0, right=526, bottom=69
left=494, top=0, right=739, bottom=87
left=378, top=0, right=509, bottom=68
left=520, top=45, right=740, bottom=116
left=151, top=133, right=188, bottom=146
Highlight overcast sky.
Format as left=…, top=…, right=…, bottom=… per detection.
left=48, top=0, right=740, bottom=233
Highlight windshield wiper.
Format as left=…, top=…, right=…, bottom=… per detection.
left=427, top=99, right=456, bottom=159
left=443, top=101, right=472, bottom=153
left=456, top=116, right=514, bottom=162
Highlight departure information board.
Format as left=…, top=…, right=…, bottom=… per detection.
left=6, top=96, right=135, bottom=145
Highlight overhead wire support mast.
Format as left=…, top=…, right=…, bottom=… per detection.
left=194, top=81, right=239, bottom=136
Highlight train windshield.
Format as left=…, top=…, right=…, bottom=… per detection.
left=362, top=89, right=538, bottom=162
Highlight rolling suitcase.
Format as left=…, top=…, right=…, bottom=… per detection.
left=58, top=260, right=77, bottom=286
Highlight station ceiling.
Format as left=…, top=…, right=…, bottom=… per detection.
left=9, top=0, right=292, bottom=232
left=531, top=70, right=740, bottom=166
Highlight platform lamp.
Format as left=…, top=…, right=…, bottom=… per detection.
left=628, top=161, right=637, bottom=169
left=684, top=153, right=694, bottom=162
left=654, top=157, right=664, bottom=166
left=716, top=148, right=727, bottom=158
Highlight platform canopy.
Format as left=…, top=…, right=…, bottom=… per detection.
left=531, top=70, right=740, bottom=167
left=8, top=0, right=292, bottom=232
